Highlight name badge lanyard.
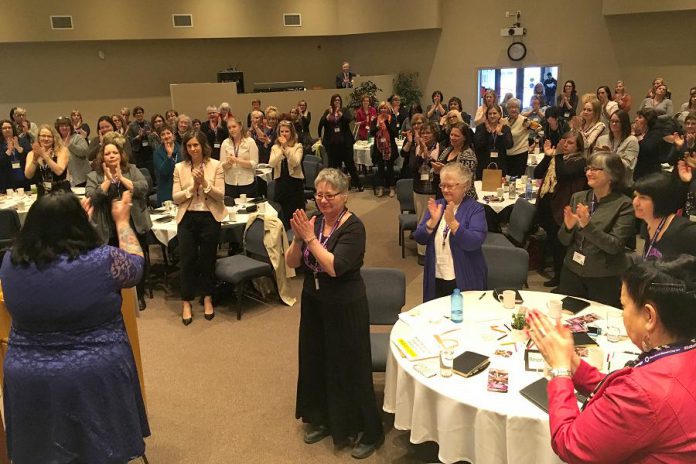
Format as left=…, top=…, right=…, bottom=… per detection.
left=577, top=194, right=599, bottom=252
left=580, top=338, right=696, bottom=411
left=303, top=208, right=348, bottom=290
left=642, top=216, right=668, bottom=260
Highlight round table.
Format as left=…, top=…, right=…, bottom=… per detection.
left=383, top=290, right=634, bottom=464
left=475, top=180, right=536, bottom=214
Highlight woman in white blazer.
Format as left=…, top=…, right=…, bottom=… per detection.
left=269, top=119, right=305, bottom=228
left=173, top=131, right=226, bottom=325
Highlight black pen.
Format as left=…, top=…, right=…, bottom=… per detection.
left=497, top=334, right=507, bottom=341
left=503, top=324, right=511, bottom=332
left=478, top=292, right=486, bottom=300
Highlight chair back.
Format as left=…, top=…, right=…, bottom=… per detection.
left=139, top=168, right=154, bottom=195
left=361, top=267, right=406, bottom=325
left=267, top=180, right=276, bottom=201
left=244, top=217, right=269, bottom=261
left=395, top=178, right=415, bottom=213
left=304, top=154, right=323, bottom=166
left=303, top=158, right=321, bottom=191
left=482, top=244, right=529, bottom=289
left=0, top=209, right=21, bottom=248
left=507, top=198, right=537, bottom=246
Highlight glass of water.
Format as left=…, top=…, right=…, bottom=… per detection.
left=439, top=339, right=459, bottom=377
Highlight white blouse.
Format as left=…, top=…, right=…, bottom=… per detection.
left=220, top=136, right=258, bottom=186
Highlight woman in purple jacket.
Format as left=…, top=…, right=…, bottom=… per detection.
left=414, top=163, right=488, bottom=301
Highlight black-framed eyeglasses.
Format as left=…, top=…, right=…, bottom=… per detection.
left=315, top=192, right=343, bottom=201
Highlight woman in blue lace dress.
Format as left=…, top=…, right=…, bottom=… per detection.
left=0, top=189, right=150, bottom=463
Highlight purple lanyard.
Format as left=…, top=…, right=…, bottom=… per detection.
left=441, top=221, right=450, bottom=248
left=633, top=339, right=696, bottom=368
left=303, top=208, right=348, bottom=273
left=642, top=216, right=668, bottom=260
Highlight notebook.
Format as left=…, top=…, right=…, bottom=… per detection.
left=452, top=351, right=490, bottom=378
left=562, top=296, right=591, bottom=314
left=572, top=331, right=599, bottom=346
left=520, top=377, right=549, bottom=413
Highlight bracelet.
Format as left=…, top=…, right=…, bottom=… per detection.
left=305, top=236, right=317, bottom=245
left=549, top=367, right=572, bottom=378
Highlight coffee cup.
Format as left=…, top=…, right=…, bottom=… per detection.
left=16, top=188, right=24, bottom=197
left=240, top=194, right=247, bottom=203
left=258, top=202, right=266, bottom=215
left=498, top=290, right=516, bottom=309
left=546, top=299, right=563, bottom=321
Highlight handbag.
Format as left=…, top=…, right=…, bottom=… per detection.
left=481, top=162, right=503, bottom=192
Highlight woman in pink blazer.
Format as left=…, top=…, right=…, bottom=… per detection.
left=528, top=256, right=696, bottom=463
left=173, top=131, right=226, bottom=325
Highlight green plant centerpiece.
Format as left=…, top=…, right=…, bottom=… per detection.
left=510, top=306, right=530, bottom=343
left=511, top=311, right=528, bottom=330
left=348, top=80, right=382, bottom=109
left=393, top=72, right=423, bottom=108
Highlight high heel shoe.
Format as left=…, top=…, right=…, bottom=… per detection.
left=182, top=315, right=193, bottom=326
left=204, top=311, right=215, bottom=321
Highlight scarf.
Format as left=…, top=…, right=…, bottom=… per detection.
left=376, top=117, right=392, bottom=160
left=540, top=150, right=584, bottom=198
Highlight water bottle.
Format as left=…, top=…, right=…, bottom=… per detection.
left=525, top=179, right=533, bottom=200
left=451, top=288, right=463, bottom=323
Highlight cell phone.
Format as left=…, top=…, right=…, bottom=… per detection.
left=413, top=363, right=437, bottom=378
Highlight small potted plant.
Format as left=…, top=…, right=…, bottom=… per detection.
left=510, top=307, right=529, bottom=343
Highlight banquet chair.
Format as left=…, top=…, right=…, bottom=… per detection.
left=484, top=198, right=537, bottom=248
left=138, top=168, right=157, bottom=209
left=303, top=157, right=321, bottom=201
left=396, top=178, right=418, bottom=258
left=0, top=209, right=21, bottom=255
left=214, top=217, right=274, bottom=320
left=361, top=267, right=406, bottom=372
left=482, top=244, right=529, bottom=289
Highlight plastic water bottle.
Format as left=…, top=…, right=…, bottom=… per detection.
left=451, top=288, right=463, bottom=323
left=525, top=179, right=533, bottom=200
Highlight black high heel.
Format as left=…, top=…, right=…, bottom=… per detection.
left=204, top=311, right=215, bottom=321
left=182, top=315, right=193, bottom=326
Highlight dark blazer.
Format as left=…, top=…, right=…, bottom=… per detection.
left=533, top=153, right=587, bottom=226
left=369, top=116, right=398, bottom=162
left=200, top=121, right=229, bottom=160
left=336, top=72, right=355, bottom=89
left=472, top=123, right=513, bottom=179
left=0, top=137, right=32, bottom=190
left=318, top=108, right=354, bottom=147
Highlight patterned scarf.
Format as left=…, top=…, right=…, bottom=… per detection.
left=540, top=150, right=584, bottom=198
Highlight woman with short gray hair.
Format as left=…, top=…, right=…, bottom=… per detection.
left=558, top=152, right=634, bottom=307
left=286, top=168, right=383, bottom=459
left=414, top=163, right=488, bottom=301
left=503, top=98, right=533, bottom=177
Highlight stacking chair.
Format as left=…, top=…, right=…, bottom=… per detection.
left=395, top=178, right=418, bottom=258
left=215, top=217, right=274, bottom=320
left=361, top=267, right=406, bottom=372
left=482, top=244, right=529, bottom=289
left=303, top=157, right=321, bottom=201
left=484, top=198, right=537, bottom=248
left=138, top=168, right=157, bottom=209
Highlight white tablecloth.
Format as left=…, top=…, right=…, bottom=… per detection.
left=475, top=180, right=536, bottom=214
left=383, top=290, right=633, bottom=464
left=150, top=202, right=278, bottom=246
left=0, top=187, right=85, bottom=224
left=353, top=139, right=404, bottom=168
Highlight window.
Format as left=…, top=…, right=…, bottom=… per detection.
left=477, top=65, right=559, bottom=108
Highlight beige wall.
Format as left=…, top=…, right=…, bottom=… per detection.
left=0, top=0, right=438, bottom=42
left=603, top=0, right=696, bottom=15
left=1, top=0, right=694, bottom=131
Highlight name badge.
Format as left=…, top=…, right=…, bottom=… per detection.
left=379, top=138, right=386, bottom=143
left=214, top=143, right=221, bottom=149
left=690, top=215, right=696, bottom=223
left=490, top=151, right=498, bottom=158
left=420, top=172, right=429, bottom=181
left=564, top=112, right=570, bottom=118
left=142, top=141, right=149, bottom=147
left=572, top=251, right=586, bottom=266
left=333, top=127, right=341, bottom=133
left=43, top=181, right=52, bottom=190
left=11, top=162, right=20, bottom=169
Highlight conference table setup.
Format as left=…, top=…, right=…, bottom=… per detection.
left=475, top=179, right=537, bottom=214
left=0, top=187, right=86, bottom=224
left=383, top=290, right=634, bottom=464
left=353, top=138, right=405, bottom=169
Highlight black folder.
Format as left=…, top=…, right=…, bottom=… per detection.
left=561, top=296, right=591, bottom=314
left=520, top=377, right=549, bottom=413
left=453, top=351, right=490, bottom=378
left=572, top=331, right=598, bottom=346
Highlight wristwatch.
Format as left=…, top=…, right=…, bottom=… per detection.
left=549, top=367, right=572, bottom=378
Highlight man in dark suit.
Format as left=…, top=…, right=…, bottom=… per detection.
left=335, top=61, right=354, bottom=89
left=200, top=105, right=229, bottom=161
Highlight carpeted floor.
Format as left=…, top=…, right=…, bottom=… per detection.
left=136, top=189, right=553, bottom=463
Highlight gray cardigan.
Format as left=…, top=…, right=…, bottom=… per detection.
left=558, top=189, right=635, bottom=277
left=66, top=133, right=90, bottom=186
left=85, top=164, right=152, bottom=242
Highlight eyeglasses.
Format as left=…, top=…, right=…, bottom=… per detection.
left=584, top=166, right=604, bottom=172
left=315, top=192, right=342, bottom=201
left=439, top=183, right=462, bottom=190
left=609, top=119, right=621, bottom=124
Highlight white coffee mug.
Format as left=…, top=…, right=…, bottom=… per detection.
left=547, top=299, right=563, bottom=321
left=228, top=208, right=237, bottom=221
left=16, top=188, right=25, bottom=197
left=5, top=189, right=14, bottom=197
left=240, top=193, right=247, bottom=203
left=498, top=290, right=516, bottom=309
left=258, top=202, right=266, bottom=214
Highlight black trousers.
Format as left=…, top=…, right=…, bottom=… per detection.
left=177, top=211, right=221, bottom=301
left=225, top=182, right=257, bottom=200
left=558, top=266, right=621, bottom=308
left=327, top=142, right=361, bottom=188
left=435, top=278, right=457, bottom=299
left=375, top=157, right=395, bottom=188
left=506, top=152, right=529, bottom=177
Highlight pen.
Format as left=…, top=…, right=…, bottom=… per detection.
left=478, top=292, right=486, bottom=300
left=503, top=324, right=511, bottom=332
left=491, top=327, right=506, bottom=334
left=497, top=334, right=508, bottom=341
left=500, top=341, right=515, bottom=346
left=623, top=351, right=640, bottom=355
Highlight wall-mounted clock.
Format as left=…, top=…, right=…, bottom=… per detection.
left=507, top=42, right=527, bottom=61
